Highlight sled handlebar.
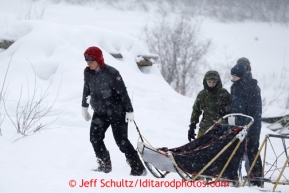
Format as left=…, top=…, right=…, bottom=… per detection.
left=220, top=113, right=254, bottom=127
left=223, top=113, right=254, bottom=121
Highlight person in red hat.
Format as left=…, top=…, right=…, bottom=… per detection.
left=81, top=46, right=146, bottom=176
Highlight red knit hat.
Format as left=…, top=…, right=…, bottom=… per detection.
left=84, top=46, right=105, bottom=69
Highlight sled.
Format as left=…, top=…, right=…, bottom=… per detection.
left=262, top=114, right=289, bottom=134
left=242, top=133, right=289, bottom=191
left=134, top=113, right=254, bottom=185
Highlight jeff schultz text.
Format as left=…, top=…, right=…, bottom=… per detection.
left=75, top=179, right=229, bottom=189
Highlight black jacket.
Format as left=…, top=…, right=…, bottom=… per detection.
left=230, top=75, right=262, bottom=135
left=82, top=64, right=133, bottom=116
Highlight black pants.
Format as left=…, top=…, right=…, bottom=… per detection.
left=90, top=111, right=137, bottom=160
left=246, top=134, right=263, bottom=180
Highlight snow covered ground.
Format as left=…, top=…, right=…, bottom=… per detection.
left=0, top=0, right=289, bottom=193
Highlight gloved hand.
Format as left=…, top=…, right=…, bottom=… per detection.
left=188, top=124, right=196, bottom=141
left=82, top=107, right=91, bottom=121
left=125, top=112, right=134, bottom=122
left=219, top=105, right=230, bottom=117
left=219, top=107, right=226, bottom=117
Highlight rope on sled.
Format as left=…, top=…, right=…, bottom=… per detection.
left=133, top=120, right=168, bottom=157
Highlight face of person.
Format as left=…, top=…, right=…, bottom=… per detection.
left=231, top=75, right=240, bottom=82
left=206, top=80, right=217, bottom=88
left=87, top=60, right=99, bottom=71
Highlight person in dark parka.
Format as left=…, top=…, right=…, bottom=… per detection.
left=230, top=61, right=262, bottom=186
left=236, top=57, right=260, bottom=174
left=81, top=46, right=146, bottom=176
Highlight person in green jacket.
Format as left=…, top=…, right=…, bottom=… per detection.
left=188, top=70, right=231, bottom=141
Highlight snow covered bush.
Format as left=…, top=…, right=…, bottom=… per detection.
left=2, top=60, right=65, bottom=141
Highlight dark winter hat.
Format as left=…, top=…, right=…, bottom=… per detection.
left=205, top=70, right=220, bottom=81
left=84, top=46, right=105, bottom=69
left=231, top=63, right=246, bottom=78
left=237, top=57, right=251, bottom=72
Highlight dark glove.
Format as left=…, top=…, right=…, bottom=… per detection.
left=188, top=124, right=196, bottom=141
left=219, top=106, right=230, bottom=117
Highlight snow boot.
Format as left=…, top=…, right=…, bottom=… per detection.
left=126, top=154, right=147, bottom=176
left=250, top=180, right=261, bottom=187
left=96, top=152, right=112, bottom=173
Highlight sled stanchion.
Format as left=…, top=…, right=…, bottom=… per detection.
left=193, top=137, right=237, bottom=181
left=266, top=115, right=289, bottom=129
left=215, top=140, right=242, bottom=186
left=242, top=136, right=268, bottom=187
left=273, top=155, right=289, bottom=192
left=262, top=136, right=268, bottom=188
left=244, top=121, right=253, bottom=130
left=215, top=123, right=252, bottom=186
left=204, top=118, right=222, bottom=134
left=278, top=121, right=289, bottom=134
left=265, top=114, right=289, bottom=133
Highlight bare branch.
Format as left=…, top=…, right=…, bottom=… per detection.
left=3, top=58, right=66, bottom=140
left=0, top=54, right=14, bottom=136
left=142, top=14, right=211, bottom=95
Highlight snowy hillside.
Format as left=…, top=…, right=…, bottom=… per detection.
left=0, top=1, right=289, bottom=193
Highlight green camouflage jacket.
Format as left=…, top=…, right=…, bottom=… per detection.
left=190, top=71, right=231, bottom=133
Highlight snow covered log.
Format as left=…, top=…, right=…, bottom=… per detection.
left=110, top=53, right=123, bottom=58
left=136, top=55, right=158, bottom=66
left=0, top=39, right=14, bottom=49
